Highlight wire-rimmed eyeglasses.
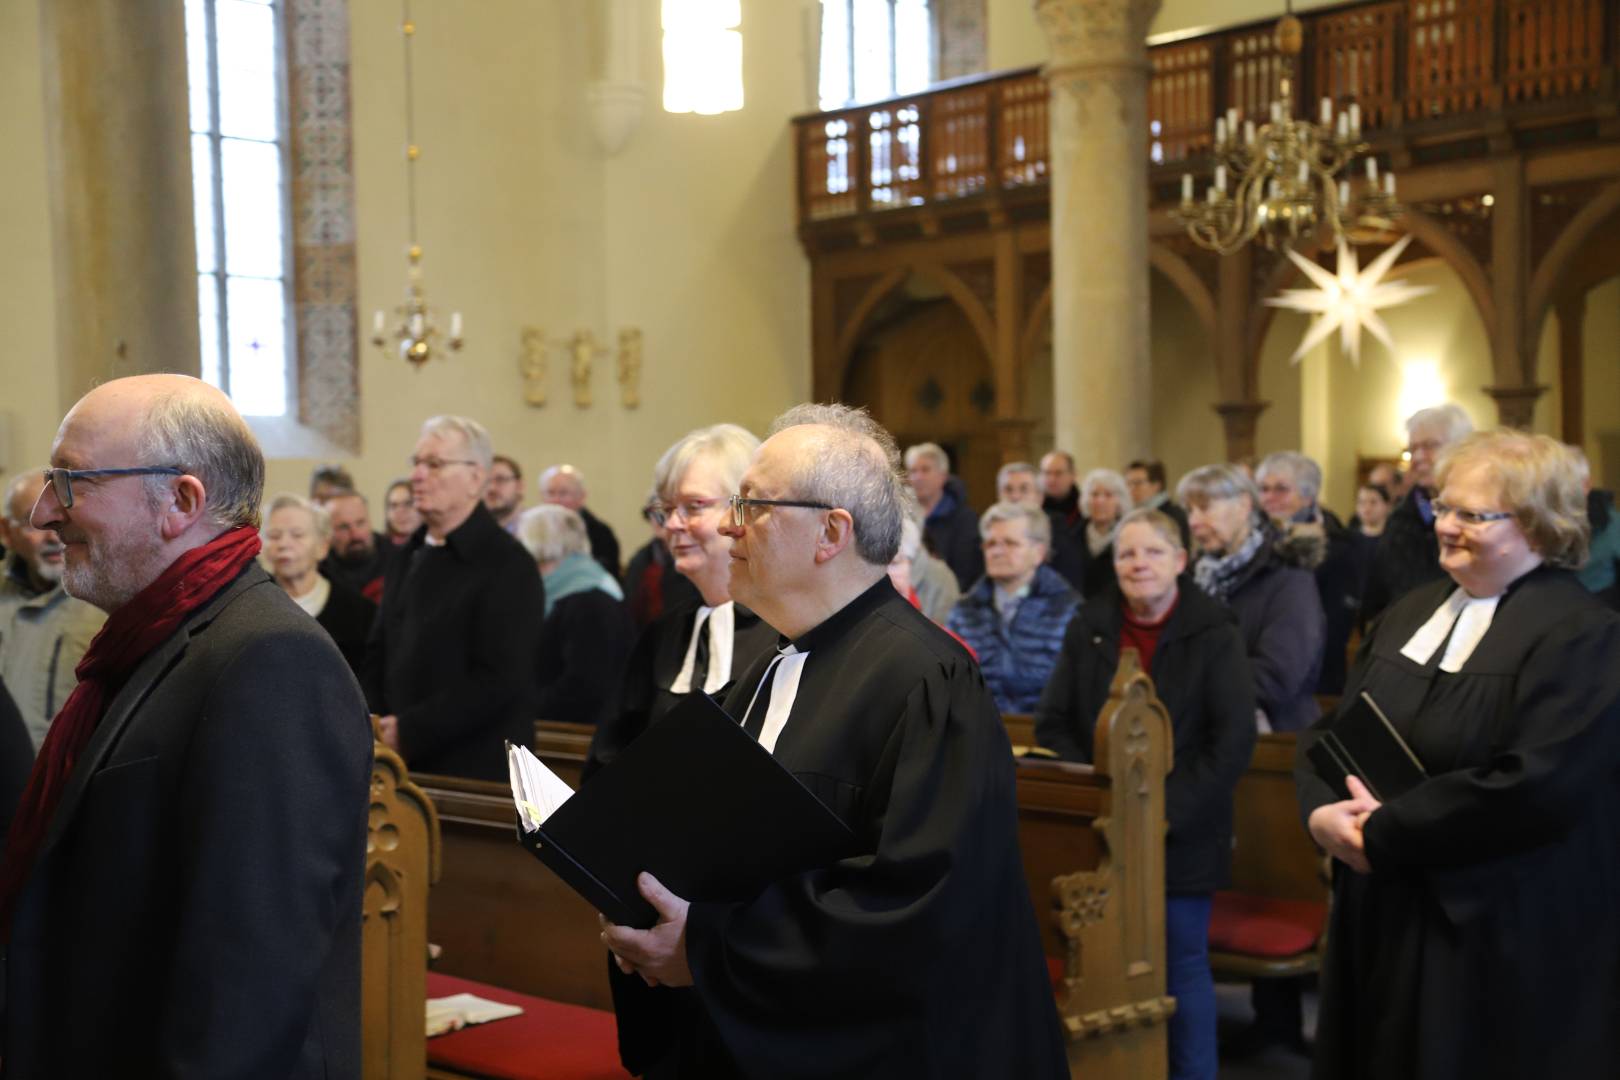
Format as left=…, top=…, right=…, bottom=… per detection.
left=40, top=466, right=185, bottom=510
left=1432, top=502, right=1514, bottom=528
left=727, top=494, right=835, bottom=528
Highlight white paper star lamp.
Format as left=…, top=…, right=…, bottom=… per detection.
left=1264, top=236, right=1435, bottom=366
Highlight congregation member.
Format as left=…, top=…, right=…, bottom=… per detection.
left=309, top=462, right=355, bottom=505
left=1257, top=451, right=1359, bottom=694
left=602, top=403, right=1068, bottom=1079
left=582, top=423, right=779, bottom=1077
left=2, top=374, right=369, bottom=1077
left=1297, top=429, right=1620, bottom=1079
left=320, top=488, right=391, bottom=602
left=541, top=463, right=622, bottom=578
left=1365, top=460, right=1407, bottom=503
left=1572, top=448, right=1620, bottom=609
left=485, top=453, right=526, bottom=533
left=997, top=460, right=1085, bottom=589
left=1075, top=467, right=1130, bottom=599
left=1352, top=480, right=1392, bottom=537
left=1126, top=458, right=1191, bottom=547
left=1179, top=464, right=1324, bottom=731
left=262, top=493, right=375, bottom=676
left=365, top=416, right=544, bottom=779
left=1039, top=449, right=1081, bottom=528
left=888, top=508, right=960, bottom=625
left=0, top=472, right=105, bottom=749
left=1362, top=404, right=1473, bottom=620
left=383, top=478, right=421, bottom=546
left=1035, top=508, right=1256, bottom=1080
left=904, top=441, right=983, bottom=590
left=622, top=494, right=700, bottom=628
left=518, top=504, right=633, bottom=726
left=946, top=502, right=1080, bottom=713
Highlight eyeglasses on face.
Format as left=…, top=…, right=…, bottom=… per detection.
left=727, top=494, right=835, bottom=528
left=409, top=456, right=478, bottom=472
left=1432, top=501, right=1514, bottom=528
left=646, top=497, right=722, bottom=529
left=41, top=466, right=185, bottom=510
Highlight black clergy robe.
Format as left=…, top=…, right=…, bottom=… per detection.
left=644, top=577, right=1066, bottom=1079
left=1296, top=566, right=1620, bottom=1080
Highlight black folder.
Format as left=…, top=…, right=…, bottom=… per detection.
left=1307, top=690, right=1428, bottom=802
left=510, top=692, right=855, bottom=929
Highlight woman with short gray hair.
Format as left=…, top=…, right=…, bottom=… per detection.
left=261, top=493, right=374, bottom=675
left=518, top=504, right=633, bottom=727
left=1178, top=464, right=1325, bottom=733
left=1076, top=468, right=1129, bottom=599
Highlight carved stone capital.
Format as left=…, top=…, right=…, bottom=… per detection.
left=1033, top=0, right=1162, bottom=72
left=1483, top=384, right=1547, bottom=430
left=1213, top=399, right=1270, bottom=463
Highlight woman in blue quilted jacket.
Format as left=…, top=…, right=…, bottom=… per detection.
left=946, top=501, right=1080, bottom=712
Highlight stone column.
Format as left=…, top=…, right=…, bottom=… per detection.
left=1034, top=0, right=1161, bottom=470
left=39, top=0, right=201, bottom=408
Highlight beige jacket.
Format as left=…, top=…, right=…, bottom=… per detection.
left=0, top=568, right=106, bottom=749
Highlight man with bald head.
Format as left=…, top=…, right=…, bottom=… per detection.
left=601, top=403, right=1066, bottom=1079
left=0, top=472, right=105, bottom=749
left=0, top=374, right=371, bottom=1079
left=540, top=463, right=621, bottom=577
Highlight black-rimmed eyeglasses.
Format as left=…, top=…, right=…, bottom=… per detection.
left=41, top=466, right=185, bottom=510
left=727, top=494, right=835, bottom=528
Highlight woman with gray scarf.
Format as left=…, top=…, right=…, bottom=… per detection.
left=1179, top=464, right=1326, bottom=733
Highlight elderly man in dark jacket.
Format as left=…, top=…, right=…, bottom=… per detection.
left=947, top=502, right=1079, bottom=712
left=906, top=442, right=984, bottom=591
left=365, top=415, right=545, bottom=779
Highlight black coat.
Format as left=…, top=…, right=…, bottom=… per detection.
left=1297, top=567, right=1620, bottom=1079
left=0, top=676, right=32, bottom=841
left=3, top=565, right=371, bottom=1078
left=580, top=507, right=622, bottom=580
left=1034, top=581, right=1257, bottom=892
left=363, top=503, right=545, bottom=779
left=1074, top=519, right=1118, bottom=601
left=1219, top=530, right=1326, bottom=732
left=1360, top=491, right=1443, bottom=622
left=315, top=578, right=376, bottom=678
left=923, top=477, right=983, bottom=592
left=535, top=588, right=635, bottom=726
left=319, top=532, right=393, bottom=603
left=623, top=538, right=700, bottom=628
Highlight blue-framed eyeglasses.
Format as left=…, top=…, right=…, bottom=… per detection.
left=41, top=466, right=185, bottom=510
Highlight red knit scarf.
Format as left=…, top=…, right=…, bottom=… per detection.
left=0, top=525, right=263, bottom=941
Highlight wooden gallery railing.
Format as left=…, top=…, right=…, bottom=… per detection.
left=795, top=0, right=1618, bottom=227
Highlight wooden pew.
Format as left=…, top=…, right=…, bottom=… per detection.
left=1208, top=733, right=1330, bottom=980
left=418, top=669, right=1171, bottom=1079
left=1018, top=650, right=1173, bottom=1080
left=363, top=743, right=441, bottom=1080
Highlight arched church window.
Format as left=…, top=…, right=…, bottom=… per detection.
left=184, top=0, right=292, bottom=418
left=663, top=0, right=745, bottom=115
left=819, top=0, right=932, bottom=111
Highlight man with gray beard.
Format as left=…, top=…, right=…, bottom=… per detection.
left=0, top=472, right=105, bottom=750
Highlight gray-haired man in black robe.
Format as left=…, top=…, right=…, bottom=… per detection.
left=602, top=403, right=1067, bottom=1079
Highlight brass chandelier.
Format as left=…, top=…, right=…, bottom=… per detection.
left=1173, top=7, right=1403, bottom=255
left=370, top=0, right=463, bottom=367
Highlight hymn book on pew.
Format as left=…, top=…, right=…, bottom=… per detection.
left=425, top=993, right=524, bottom=1038
left=505, top=692, right=855, bottom=929
left=1307, top=691, right=1428, bottom=802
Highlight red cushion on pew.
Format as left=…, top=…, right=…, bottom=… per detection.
left=1207, top=891, right=1327, bottom=959
left=425, top=972, right=630, bottom=1080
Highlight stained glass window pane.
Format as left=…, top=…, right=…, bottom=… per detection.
left=894, top=0, right=930, bottom=96
left=184, top=0, right=213, bottom=133
left=198, top=275, right=222, bottom=387
left=226, top=276, right=287, bottom=416
left=216, top=0, right=278, bottom=141
left=192, top=134, right=217, bottom=274
left=221, top=137, right=283, bottom=277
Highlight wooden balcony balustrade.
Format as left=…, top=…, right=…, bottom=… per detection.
left=794, top=0, right=1619, bottom=230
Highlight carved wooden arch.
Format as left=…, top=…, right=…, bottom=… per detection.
left=1243, top=217, right=1496, bottom=392
left=1526, top=180, right=1620, bottom=372
left=832, top=261, right=998, bottom=394
left=1017, top=246, right=1216, bottom=378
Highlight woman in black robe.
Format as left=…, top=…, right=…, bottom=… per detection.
left=580, top=423, right=780, bottom=1078
left=1296, top=429, right=1620, bottom=1080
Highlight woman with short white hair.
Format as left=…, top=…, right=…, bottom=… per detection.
left=1076, top=467, right=1130, bottom=599
left=518, top=504, right=632, bottom=726
left=261, top=493, right=374, bottom=675
left=1298, top=429, right=1620, bottom=1078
